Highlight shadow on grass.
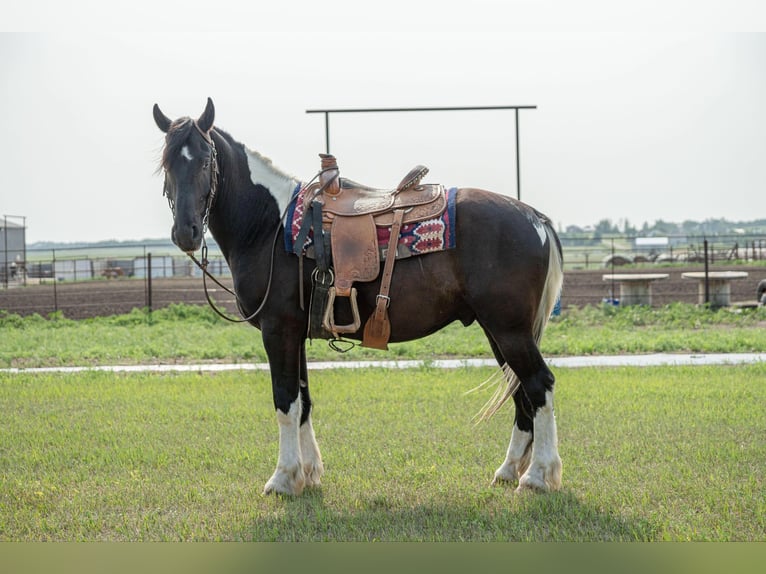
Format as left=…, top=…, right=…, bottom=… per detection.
left=243, top=487, right=659, bottom=542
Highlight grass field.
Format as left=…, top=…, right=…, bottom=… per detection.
left=2, top=363, right=765, bottom=541
left=1, top=303, right=765, bottom=368
left=1, top=303, right=764, bottom=541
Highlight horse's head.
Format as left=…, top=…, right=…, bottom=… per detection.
left=153, top=98, right=218, bottom=253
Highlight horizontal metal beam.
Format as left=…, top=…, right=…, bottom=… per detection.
left=306, top=105, right=537, bottom=114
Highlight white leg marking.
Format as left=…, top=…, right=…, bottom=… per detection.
left=299, top=414, right=324, bottom=487
left=244, top=147, right=299, bottom=217
left=492, top=424, right=533, bottom=485
left=263, top=398, right=306, bottom=496
left=518, top=390, right=562, bottom=492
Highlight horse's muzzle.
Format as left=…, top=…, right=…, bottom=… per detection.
left=171, top=223, right=203, bottom=254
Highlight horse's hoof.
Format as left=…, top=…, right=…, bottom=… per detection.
left=303, top=462, right=324, bottom=488
left=263, top=467, right=305, bottom=496
left=516, top=460, right=562, bottom=493
left=491, top=470, right=518, bottom=487
left=515, top=477, right=548, bottom=493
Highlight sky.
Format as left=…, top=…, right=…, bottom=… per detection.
left=2, top=2, right=766, bottom=243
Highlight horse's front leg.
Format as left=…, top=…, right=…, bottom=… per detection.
left=262, top=331, right=310, bottom=496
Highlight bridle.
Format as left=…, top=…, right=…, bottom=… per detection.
left=163, top=121, right=272, bottom=324
left=163, top=120, right=219, bottom=233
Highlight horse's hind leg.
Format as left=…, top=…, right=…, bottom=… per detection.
left=484, top=336, right=534, bottom=485
left=493, top=392, right=535, bottom=485
left=488, top=331, right=562, bottom=492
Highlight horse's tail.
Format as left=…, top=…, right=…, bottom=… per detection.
left=533, top=220, right=564, bottom=345
left=472, top=218, right=563, bottom=421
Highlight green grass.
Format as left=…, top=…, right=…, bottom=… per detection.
left=1, top=303, right=764, bottom=368
left=1, top=364, right=764, bottom=541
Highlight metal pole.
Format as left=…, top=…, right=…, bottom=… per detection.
left=611, top=238, right=616, bottom=303
left=52, top=249, right=58, bottom=314
left=515, top=108, right=521, bottom=201
left=703, top=239, right=710, bottom=305
left=3, top=215, right=7, bottom=289
left=22, top=216, right=26, bottom=286
left=324, top=112, right=330, bottom=154
left=147, top=252, right=153, bottom=314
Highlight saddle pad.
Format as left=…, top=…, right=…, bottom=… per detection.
left=285, top=186, right=458, bottom=258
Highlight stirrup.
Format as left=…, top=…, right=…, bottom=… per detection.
left=322, top=286, right=361, bottom=335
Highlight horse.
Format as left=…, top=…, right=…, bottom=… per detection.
left=152, top=98, right=564, bottom=496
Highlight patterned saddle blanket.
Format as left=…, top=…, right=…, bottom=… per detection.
left=284, top=185, right=458, bottom=261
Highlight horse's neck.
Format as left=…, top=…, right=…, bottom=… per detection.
left=243, top=147, right=300, bottom=217
left=208, top=138, right=299, bottom=260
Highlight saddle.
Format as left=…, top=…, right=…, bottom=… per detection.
left=296, top=154, right=447, bottom=349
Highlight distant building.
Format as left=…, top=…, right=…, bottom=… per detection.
left=1, top=216, right=26, bottom=283
left=634, top=236, right=686, bottom=249
left=634, top=237, right=669, bottom=249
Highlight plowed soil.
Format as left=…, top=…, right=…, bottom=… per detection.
left=1, top=265, right=763, bottom=320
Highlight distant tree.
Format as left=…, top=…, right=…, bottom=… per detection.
left=623, top=218, right=637, bottom=235
left=650, top=219, right=680, bottom=235
left=594, top=219, right=618, bottom=236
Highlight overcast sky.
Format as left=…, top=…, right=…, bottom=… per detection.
left=2, top=2, right=765, bottom=243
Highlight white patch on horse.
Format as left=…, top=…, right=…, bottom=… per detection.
left=507, top=197, right=548, bottom=247
left=517, top=390, right=562, bottom=492
left=299, top=415, right=324, bottom=487
left=245, top=147, right=300, bottom=217
left=530, top=217, right=548, bottom=247
left=263, top=398, right=306, bottom=496
left=180, top=145, right=193, bottom=161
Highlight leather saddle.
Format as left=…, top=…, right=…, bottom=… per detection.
left=297, top=154, right=447, bottom=349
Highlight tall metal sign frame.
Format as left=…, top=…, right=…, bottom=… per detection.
left=305, top=105, right=536, bottom=201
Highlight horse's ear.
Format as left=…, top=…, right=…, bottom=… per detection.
left=197, top=97, right=215, bottom=133
left=153, top=103, right=172, bottom=133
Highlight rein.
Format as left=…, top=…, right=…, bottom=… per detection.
left=187, top=233, right=279, bottom=324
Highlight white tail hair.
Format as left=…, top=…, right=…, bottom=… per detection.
left=469, top=221, right=563, bottom=421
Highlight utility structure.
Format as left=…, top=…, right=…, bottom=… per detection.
left=1, top=214, right=26, bottom=288
left=306, top=105, right=536, bottom=202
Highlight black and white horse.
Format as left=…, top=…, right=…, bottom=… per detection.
left=153, top=98, right=564, bottom=495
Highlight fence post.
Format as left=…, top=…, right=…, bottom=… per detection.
left=703, top=239, right=710, bottom=306
left=52, top=249, right=58, bottom=314
left=146, top=252, right=152, bottom=314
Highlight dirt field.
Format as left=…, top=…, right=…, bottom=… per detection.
left=1, top=265, right=763, bottom=320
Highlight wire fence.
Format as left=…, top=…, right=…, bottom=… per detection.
left=1, top=236, right=764, bottom=319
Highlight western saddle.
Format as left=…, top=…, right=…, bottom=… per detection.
left=294, top=154, right=447, bottom=349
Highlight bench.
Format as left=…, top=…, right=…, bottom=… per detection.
left=602, top=273, right=669, bottom=306
left=681, top=271, right=749, bottom=307
left=296, top=154, right=447, bottom=349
